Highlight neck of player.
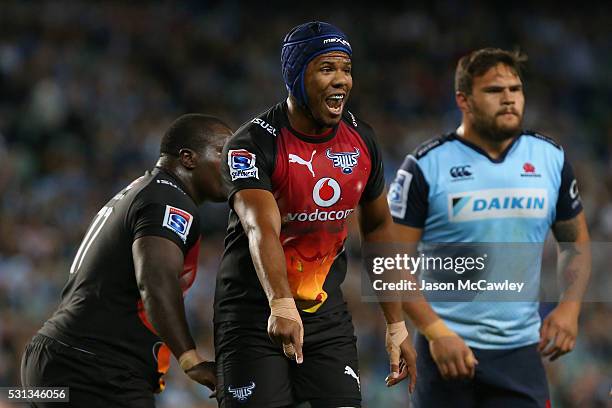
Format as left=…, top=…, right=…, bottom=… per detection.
left=459, top=121, right=516, bottom=160
left=156, top=158, right=203, bottom=205
left=286, top=96, right=332, bottom=136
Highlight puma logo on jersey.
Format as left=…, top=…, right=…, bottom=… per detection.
left=289, top=150, right=316, bottom=177
left=344, top=365, right=360, bottom=390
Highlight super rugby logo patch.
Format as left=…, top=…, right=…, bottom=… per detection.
left=162, top=205, right=193, bottom=243
left=388, top=168, right=413, bottom=219
left=228, top=149, right=259, bottom=181
left=326, top=147, right=360, bottom=174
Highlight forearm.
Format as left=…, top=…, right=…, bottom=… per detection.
left=365, top=219, right=439, bottom=330
left=139, top=273, right=195, bottom=359
left=553, top=213, right=591, bottom=307
left=234, top=190, right=293, bottom=302
left=364, top=219, right=405, bottom=324
left=557, top=243, right=591, bottom=306
left=375, top=301, right=403, bottom=323
left=246, top=226, right=293, bottom=301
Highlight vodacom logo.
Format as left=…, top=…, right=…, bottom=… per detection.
left=313, top=177, right=341, bottom=207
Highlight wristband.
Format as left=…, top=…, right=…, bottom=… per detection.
left=421, top=319, right=457, bottom=341
left=178, top=349, right=202, bottom=371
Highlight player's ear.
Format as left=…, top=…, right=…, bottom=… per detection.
left=455, top=91, right=470, bottom=114
left=178, top=148, right=198, bottom=170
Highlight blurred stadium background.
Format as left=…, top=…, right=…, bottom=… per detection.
left=0, top=1, right=611, bottom=407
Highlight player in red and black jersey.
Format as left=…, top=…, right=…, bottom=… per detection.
left=215, top=22, right=417, bottom=407
left=21, top=114, right=231, bottom=407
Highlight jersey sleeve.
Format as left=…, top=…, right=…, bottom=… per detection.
left=555, top=155, right=583, bottom=221
left=387, top=155, right=430, bottom=228
left=358, top=124, right=386, bottom=202
left=221, top=123, right=276, bottom=204
left=128, top=187, right=200, bottom=255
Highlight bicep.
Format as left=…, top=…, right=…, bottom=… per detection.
left=133, top=236, right=184, bottom=287
left=233, top=189, right=281, bottom=236
left=358, top=191, right=392, bottom=236
left=395, top=224, right=423, bottom=243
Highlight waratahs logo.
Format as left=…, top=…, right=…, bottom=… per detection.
left=521, top=162, right=541, bottom=178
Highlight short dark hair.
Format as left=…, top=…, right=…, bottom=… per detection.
left=160, top=113, right=230, bottom=156
left=455, top=48, right=527, bottom=95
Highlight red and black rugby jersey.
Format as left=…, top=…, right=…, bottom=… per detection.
left=40, top=168, right=201, bottom=391
left=215, top=101, right=385, bottom=322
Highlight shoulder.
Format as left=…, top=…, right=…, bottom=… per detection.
left=341, top=109, right=379, bottom=158
left=137, top=171, right=197, bottom=213
left=224, top=104, right=284, bottom=169
left=522, top=130, right=563, bottom=151
left=413, top=132, right=457, bottom=160
left=521, top=131, right=566, bottom=170
left=342, top=108, right=375, bottom=138
left=232, top=103, right=285, bottom=141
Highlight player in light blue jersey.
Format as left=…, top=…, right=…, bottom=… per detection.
left=388, top=48, right=591, bottom=407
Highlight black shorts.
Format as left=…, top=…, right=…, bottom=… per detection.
left=20, top=334, right=155, bottom=408
left=215, top=310, right=361, bottom=408
left=412, top=333, right=550, bottom=408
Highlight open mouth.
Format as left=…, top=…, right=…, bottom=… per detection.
left=325, top=94, right=345, bottom=116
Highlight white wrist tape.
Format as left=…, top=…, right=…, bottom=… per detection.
left=385, top=321, right=409, bottom=366
left=270, top=298, right=303, bottom=360
left=269, top=298, right=301, bottom=324
left=387, top=321, right=409, bottom=346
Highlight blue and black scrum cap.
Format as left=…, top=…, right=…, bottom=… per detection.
left=281, top=21, right=352, bottom=108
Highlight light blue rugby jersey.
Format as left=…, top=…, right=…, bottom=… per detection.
left=387, top=131, right=582, bottom=349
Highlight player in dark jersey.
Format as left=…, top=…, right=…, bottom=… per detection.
left=214, top=22, right=416, bottom=408
left=20, top=114, right=231, bottom=407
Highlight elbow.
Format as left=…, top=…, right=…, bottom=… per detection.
left=137, top=274, right=167, bottom=306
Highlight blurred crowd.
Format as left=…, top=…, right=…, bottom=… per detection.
left=0, top=1, right=611, bottom=407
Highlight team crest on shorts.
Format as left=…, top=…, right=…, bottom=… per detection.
left=162, top=205, right=193, bottom=243
left=229, top=149, right=259, bottom=181
left=227, top=382, right=256, bottom=401
left=326, top=147, right=360, bottom=174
